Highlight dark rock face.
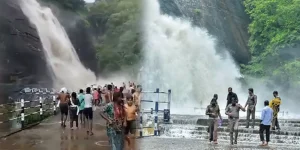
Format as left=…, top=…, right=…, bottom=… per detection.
left=0, top=0, right=52, bottom=103
left=44, top=5, right=98, bottom=74
left=0, top=0, right=97, bottom=103
left=159, top=0, right=251, bottom=64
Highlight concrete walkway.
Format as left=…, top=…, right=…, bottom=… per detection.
left=0, top=109, right=110, bottom=150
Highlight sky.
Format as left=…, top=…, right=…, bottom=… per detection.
left=84, top=0, right=95, bottom=3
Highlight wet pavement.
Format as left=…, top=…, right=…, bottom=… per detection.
left=0, top=109, right=111, bottom=150
left=1, top=111, right=299, bottom=150
left=139, top=137, right=300, bottom=150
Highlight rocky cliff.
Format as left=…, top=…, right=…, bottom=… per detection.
left=0, top=0, right=51, bottom=102
left=0, top=0, right=97, bottom=102
left=159, top=0, right=251, bottom=64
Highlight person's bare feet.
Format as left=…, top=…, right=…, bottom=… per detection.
left=260, top=141, right=268, bottom=146
left=259, top=141, right=265, bottom=146
left=213, top=141, right=218, bottom=144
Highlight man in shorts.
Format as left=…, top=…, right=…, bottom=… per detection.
left=57, top=88, right=70, bottom=127
left=124, top=95, right=138, bottom=150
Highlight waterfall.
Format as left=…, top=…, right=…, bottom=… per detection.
left=141, top=0, right=246, bottom=114
left=19, top=0, right=97, bottom=90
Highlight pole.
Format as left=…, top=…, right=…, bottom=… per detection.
left=21, top=99, right=25, bottom=129
left=39, top=97, right=43, bottom=120
left=168, top=89, right=171, bottom=111
left=167, top=89, right=171, bottom=123
left=154, top=88, right=159, bottom=136
left=139, top=112, right=143, bottom=138
left=53, top=96, right=56, bottom=115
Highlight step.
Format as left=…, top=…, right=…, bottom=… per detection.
left=159, top=125, right=300, bottom=145
left=159, top=124, right=300, bottom=136
left=196, top=118, right=300, bottom=127
left=197, top=118, right=300, bottom=124
left=160, top=133, right=300, bottom=145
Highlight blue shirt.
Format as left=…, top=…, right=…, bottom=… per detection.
left=261, top=106, right=273, bottom=125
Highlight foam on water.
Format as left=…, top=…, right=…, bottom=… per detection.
left=19, top=0, right=97, bottom=90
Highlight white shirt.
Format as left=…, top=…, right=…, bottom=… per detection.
left=84, top=94, right=93, bottom=108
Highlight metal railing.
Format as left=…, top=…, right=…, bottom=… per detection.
left=138, top=88, right=172, bottom=138
left=0, top=94, right=58, bottom=138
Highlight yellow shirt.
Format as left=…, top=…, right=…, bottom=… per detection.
left=269, top=97, right=281, bottom=109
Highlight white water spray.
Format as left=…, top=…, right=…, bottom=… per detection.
left=141, top=0, right=247, bottom=114
left=19, top=0, right=96, bottom=90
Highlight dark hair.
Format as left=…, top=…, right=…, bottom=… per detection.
left=86, top=87, right=91, bottom=94
left=228, top=87, right=232, bottom=90
left=273, top=91, right=278, bottom=95
left=79, top=89, right=84, bottom=93
left=248, top=88, right=253, bottom=93
left=131, top=89, right=136, bottom=94
left=113, top=92, right=121, bottom=102
left=126, top=95, right=133, bottom=100
left=71, top=92, right=77, bottom=99
left=119, top=87, right=124, bottom=93
left=107, top=84, right=112, bottom=91
left=264, top=100, right=269, bottom=106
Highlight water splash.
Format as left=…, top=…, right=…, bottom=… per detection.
left=141, top=0, right=246, bottom=114
left=19, top=0, right=96, bottom=90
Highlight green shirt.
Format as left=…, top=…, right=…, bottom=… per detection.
left=78, top=93, right=85, bottom=110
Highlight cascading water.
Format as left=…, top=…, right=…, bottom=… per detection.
left=19, top=0, right=96, bottom=90
left=141, top=0, right=246, bottom=114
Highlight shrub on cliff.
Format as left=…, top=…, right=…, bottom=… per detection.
left=87, top=0, right=141, bottom=74
left=243, top=0, right=300, bottom=87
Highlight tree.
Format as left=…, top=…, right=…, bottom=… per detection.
left=243, top=0, right=300, bottom=86
left=87, top=0, right=141, bottom=74
left=42, top=0, right=86, bottom=11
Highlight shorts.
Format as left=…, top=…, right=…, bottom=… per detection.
left=83, top=107, right=93, bottom=119
left=124, top=120, right=136, bottom=135
left=59, top=103, right=68, bottom=115
left=79, top=110, right=83, bottom=114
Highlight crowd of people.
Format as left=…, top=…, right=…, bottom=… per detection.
left=205, top=87, right=281, bottom=146
left=56, top=82, right=142, bottom=150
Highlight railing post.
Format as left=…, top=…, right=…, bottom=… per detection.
left=139, top=112, right=143, bottom=138
left=154, top=88, right=159, bottom=136
left=39, top=97, right=43, bottom=120
left=163, top=89, right=171, bottom=123
left=167, top=89, right=171, bottom=111
left=21, top=99, right=25, bottom=129
left=53, top=96, right=56, bottom=115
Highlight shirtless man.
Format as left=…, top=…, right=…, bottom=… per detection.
left=124, top=96, right=138, bottom=150
left=106, top=84, right=113, bottom=102
left=244, top=88, right=257, bottom=128
left=132, top=85, right=142, bottom=110
left=57, top=88, right=70, bottom=127
left=225, top=98, right=245, bottom=145
left=206, top=97, right=222, bottom=144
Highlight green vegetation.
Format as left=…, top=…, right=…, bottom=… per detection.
left=42, top=0, right=86, bottom=11
left=243, top=0, right=300, bottom=86
left=42, top=0, right=141, bottom=74
left=193, top=9, right=201, bottom=14
left=88, top=0, right=141, bottom=73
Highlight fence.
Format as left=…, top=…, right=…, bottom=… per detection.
left=0, top=94, right=57, bottom=138
left=138, top=88, right=171, bottom=138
